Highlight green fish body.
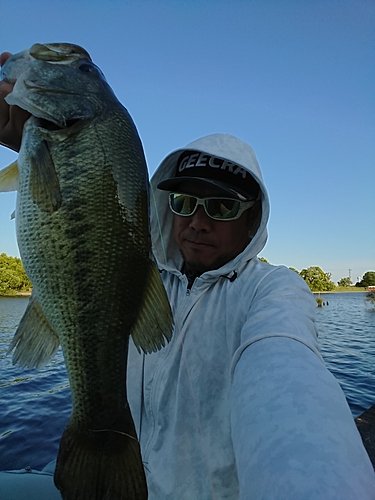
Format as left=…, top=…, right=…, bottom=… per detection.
left=0, top=43, right=172, bottom=500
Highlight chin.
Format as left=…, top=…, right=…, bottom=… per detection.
left=179, top=251, right=210, bottom=273
left=184, top=256, right=223, bottom=274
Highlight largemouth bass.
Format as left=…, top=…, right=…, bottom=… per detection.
left=0, top=43, right=173, bottom=500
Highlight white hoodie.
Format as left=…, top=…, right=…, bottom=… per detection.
left=127, top=134, right=375, bottom=499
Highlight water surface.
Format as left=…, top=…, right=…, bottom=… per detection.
left=0, top=292, right=374, bottom=470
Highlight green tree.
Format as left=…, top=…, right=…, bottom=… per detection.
left=337, top=277, right=352, bottom=287
left=258, top=256, right=269, bottom=264
left=299, top=266, right=335, bottom=292
left=0, top=253, right=32, bottom=295
left=356, top=271, right=375, bottom=288
left=289, top=267, right=300, bottom=275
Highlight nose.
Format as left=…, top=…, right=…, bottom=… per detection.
left=188, top=206, right=212, bottom=232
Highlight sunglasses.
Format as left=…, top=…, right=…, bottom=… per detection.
left=169, top=193, right=255, bottom=221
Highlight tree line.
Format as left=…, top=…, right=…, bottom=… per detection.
left=258, top=257, right=375, bottom=292
left=0, top=252, right=374, bottom=295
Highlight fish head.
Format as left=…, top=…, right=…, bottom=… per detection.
left=2, top=43, right=113, bottom=129
left=1, top=44, right=92, bottom=83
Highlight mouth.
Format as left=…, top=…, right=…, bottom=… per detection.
left=34, top=117, right=80, bottom=131
left=185, top=239, right=213, bottom=249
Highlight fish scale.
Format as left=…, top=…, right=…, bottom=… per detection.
left=0, top=43, right=173, bottom=500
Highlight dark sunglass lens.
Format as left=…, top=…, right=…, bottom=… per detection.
left=206, top=199, right=239, bottom=219
left=171, top=194, right=197, bottom=215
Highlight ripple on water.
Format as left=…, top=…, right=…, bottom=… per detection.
left=317, top=292, right=375, bottom=418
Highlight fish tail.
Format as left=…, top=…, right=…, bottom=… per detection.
left=54, top=421, right=148, bottom=500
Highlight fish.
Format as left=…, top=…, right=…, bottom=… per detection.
left=0, top=43, right=173, bottom=500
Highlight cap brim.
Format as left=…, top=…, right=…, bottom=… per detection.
left=157, top=176, right=252, bottom=201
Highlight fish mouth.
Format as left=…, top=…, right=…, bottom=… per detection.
left=34, top=116, right=81, bottom=131
left=24, top=81, right=78, bottom=95
left=23, top=82, right=86, bottom=130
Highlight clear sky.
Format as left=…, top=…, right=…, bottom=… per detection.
left=0, top=0, right=374, bottom=284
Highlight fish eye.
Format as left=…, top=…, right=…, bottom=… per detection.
left=78, top=63, right=95, bottom=72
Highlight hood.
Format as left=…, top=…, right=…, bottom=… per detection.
left=150, top=133, right=270, bottom=275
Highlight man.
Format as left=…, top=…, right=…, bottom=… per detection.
left=0, top=52, right=375, bottom=499
left=126, top=133, right=375, bottom=499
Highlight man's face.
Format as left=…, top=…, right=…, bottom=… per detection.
left=172, top=182, right=260, bottom=273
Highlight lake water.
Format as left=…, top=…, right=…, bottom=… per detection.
left=0, top=292, right=374, bottom=470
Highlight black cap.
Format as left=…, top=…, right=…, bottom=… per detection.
left=157, top=150, right=260, bottom=201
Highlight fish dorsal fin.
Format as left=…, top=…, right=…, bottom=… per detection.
left=0, top=161, right=19, bottom=192
left=131, top=260, right=173, bottom=354
left=30, top=141, right=62, bottom=213
left=8, top=293, right=60, bottom=369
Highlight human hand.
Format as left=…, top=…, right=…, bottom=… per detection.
left=0, top=52, right=30, bottom=152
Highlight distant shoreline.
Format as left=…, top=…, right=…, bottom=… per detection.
left=0, top=291, right=32, bottom=298
left=313, top=290, right=367, bottom=294
left=0, top=289, right=369, bottom=298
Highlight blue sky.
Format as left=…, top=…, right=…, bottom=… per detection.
left=0, top=0, right=374, bottom=283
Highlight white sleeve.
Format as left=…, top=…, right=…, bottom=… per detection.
left=231, top=336, right=375, bottom=500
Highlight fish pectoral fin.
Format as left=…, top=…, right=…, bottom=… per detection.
left=55, top=419, right=147, bottom=499
left=30, top=141, right=62, bottom=213
left=8, top=293, right=60, bottom=369
left=0, top=161, right=19, bottom=192
left=131, top=260, right=173, bottom=354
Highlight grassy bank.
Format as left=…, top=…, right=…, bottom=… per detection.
left=313, top=287, right=367, bottom=293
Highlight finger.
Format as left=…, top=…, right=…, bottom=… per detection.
left=0, top=79, right=30, bottom=152
left=0, top=52, right=12, bottom=66
left=0, top=102, right=30, bottom=152
left=0, top=80, right=14, bottom=99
